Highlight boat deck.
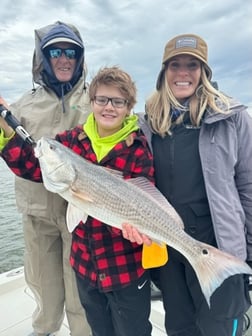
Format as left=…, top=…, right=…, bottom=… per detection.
left=0, top=267, right=166, bottom=335
left=2, top=266, right=252, bottom=335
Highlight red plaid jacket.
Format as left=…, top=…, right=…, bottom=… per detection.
left=1, top=125, right=154, bottom=292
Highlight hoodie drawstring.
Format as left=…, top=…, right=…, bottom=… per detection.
left=60, top=82, right=73, bottom=113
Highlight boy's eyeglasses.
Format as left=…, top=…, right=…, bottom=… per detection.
left=48, top=48, right=77, bottom=59
left=94, top=96, right=128, bottom=108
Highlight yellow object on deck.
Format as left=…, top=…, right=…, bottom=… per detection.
left=142, top=242, right=168, bottom=268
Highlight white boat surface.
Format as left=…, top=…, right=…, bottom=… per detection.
left=0, top=266, right=166, bottom=336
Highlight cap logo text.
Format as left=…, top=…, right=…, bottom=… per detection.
left=175, top=37, right=197, bottom=49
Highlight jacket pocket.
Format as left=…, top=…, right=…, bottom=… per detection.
left=15, top=176, right=66, bottom=217
left=186, top=202, right=216, bottom=245
left=189, top=202, right=211, bottom=216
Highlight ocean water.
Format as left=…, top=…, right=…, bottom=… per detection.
left=0, top=159, right=24, bottom=273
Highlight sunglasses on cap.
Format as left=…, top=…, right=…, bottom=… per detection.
left=48, top=48, right=77, bottom=59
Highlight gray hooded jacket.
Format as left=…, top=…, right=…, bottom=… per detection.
left=139, top=98, right=252, bottom=261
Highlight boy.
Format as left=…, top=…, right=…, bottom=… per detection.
left=0, top=66, right=154, bottom=336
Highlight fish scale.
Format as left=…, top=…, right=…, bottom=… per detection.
left=35, top=136, right=252, bottom=307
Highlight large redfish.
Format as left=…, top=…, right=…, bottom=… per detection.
left=34, top=136, right=252, bottom=307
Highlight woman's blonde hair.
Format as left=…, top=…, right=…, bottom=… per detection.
left=146, top=64, right=230, bottom=137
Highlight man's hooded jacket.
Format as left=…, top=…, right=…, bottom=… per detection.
left=10, top=21, right=90, bottom=217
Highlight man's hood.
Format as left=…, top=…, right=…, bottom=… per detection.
left=32, top=21, right=86, bottom=86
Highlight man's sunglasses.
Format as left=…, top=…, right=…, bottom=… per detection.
left=48, top=48, right=77, bottom=59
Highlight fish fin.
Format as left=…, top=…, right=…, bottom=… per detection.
left=66, top=203, right=88, bottom=232
left=70, top=188, right=94, bottom=202
left=142, top=242, right=168, bottom=268
left=127, top=177, right=184, bottom=228
left=104, top=167, right=124, bottom=178
left=189, top=242, right=252, bottom=307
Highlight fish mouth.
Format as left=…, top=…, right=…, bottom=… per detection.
left=34, top=145, right=42, bottom=158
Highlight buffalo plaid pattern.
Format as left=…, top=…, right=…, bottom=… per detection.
left=1, top=125, right=154, bottom=292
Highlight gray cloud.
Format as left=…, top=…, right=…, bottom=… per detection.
left=0, top=0, right=251, bottom=112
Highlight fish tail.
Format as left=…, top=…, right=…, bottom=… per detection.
left=190, top=243, right=252, bottom=307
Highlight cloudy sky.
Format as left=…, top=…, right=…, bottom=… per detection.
left=0, top=0, right=251, bottom=113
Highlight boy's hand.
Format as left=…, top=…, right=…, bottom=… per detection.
left=122, top=223, right=152, bottom=246
left=0, top=96, right=10, bottom=109
left=0, top=98, right=14, bottom=136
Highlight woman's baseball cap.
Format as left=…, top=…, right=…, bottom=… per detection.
left=156, top=34, right=212, bottom=90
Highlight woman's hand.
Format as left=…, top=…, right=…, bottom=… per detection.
left=122, top=223, right=152, bottom=246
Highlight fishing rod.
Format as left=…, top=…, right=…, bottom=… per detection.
left=0, top=104, right=36, bottom=146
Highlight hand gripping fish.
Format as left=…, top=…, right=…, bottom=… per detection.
left=35, top=136, right=252, bottom=307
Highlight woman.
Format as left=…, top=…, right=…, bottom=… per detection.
left=123, top=33, right=252, bottom=336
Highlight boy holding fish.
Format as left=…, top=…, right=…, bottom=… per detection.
left=0, top=66, right=155, bottom=336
